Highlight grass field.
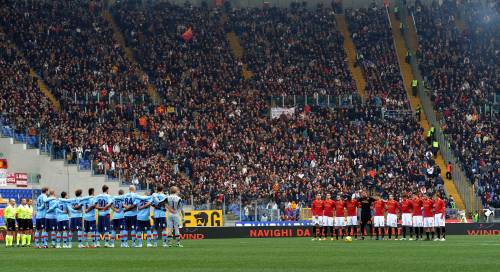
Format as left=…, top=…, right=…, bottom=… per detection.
left=2, top=236, right=499, bottom=272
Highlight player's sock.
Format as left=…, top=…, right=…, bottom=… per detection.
left=441, top=227, right=445, bottom=239
left=131, top=230, right=136, bottom=245
left=360, top=223, right=365, bottom=238
left=162, top=230, right=167, bottom=244
left=93, top=232, right=97, bottom=246
left=21, top=234, right=26, bottom=246
left=426, top=231, right=430, bottom=240
left=410, top=227, right=414, bottom=238
left=346, top=226, right=351, bottom=237
left=6, top=235, right=12, bottom=246
left=368, top=224, right=373, bottom=238
left=167, top=235, right=173, bottom=245
left=152, top=230, right=158, bottom=246
left=16, top=233, right=20, bottom=245
left=56, top=232, right=61, bottom=246
left=420, top=227, right=424, bottom=239
left=353, top=226, right=357, bottom=238
left=341, top=228, right=344, bottom=239
left=104, top=231, right=109, bottom=245
left=111, top=230, right=116, bottom=245
left=335, top=229, right=339, bottom=240
left=312, top=226, right=316, bottom=238
left=64, top=231, right=69, bottom=246
left=120, top=230, right=127, bottom=245
left=388, top=228, right=392, bottom=239
left=51, top=231, right=56, bottom=246
left=34, top=231, right=39, bottom=247
left=381, top=228, right=385, bottom=239
left=402, top=227, right=406, bottom=238
left=395, top=227, right=398, bottom=239
left=375, top=227, right=379, bottom=239
left=136, top=232, right=142, bottom=246
left=147, top=230, right=152, bottom=245
left=175, top=235, right=181, bottom=246
left=27, top=234, right=31, bottom=246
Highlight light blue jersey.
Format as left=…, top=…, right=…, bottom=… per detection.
left=44, top=196, right=58, bottom=219
left=56, top=199, right=70, bottom=222
left=134, top=196, right=152, bottom=221
left=123, top=192, right=138, bottom=217
left=152, top=193, right=167, bottom=218
left=80, top=196, right=96, bottom=221
left=112, top=196, right=125, bottom=220
left=94, top=194, right=114, bottom=216
left=35, top=194, right=48, bottom=219
left=68, top=197, right=83, bottom=218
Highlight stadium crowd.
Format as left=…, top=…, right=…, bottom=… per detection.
left=414, top=0, right=499, bottom=208
left=0, top=0, right=497, bottom=220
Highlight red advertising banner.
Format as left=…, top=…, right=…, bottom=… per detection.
left=6, top=173, right=16, bottom=185
left=15, top=173, right=28, bottom=187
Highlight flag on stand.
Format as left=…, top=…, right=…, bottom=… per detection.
left=181, top=27, right=193, bottom=42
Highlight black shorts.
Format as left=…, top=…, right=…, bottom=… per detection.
left=7, top=219, right=16, bottom=231
left=361, top=214, right=372, bottom=224
left=18, top=219, right=33, bottom=230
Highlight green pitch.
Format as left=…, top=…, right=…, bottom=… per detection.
left=2, top=236, right=499, bottom=272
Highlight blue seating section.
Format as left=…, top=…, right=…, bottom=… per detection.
left=0, top=189, right=41, bottom=203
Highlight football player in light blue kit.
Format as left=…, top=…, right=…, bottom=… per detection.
left=123, top=185, right=138, bottom=247
left=152, top=185, right=168, bottom=247
left=55, top=192, right=71, bottom=248
left=81, top=188, right=97, bottom=248
left=94, top=185, right=114, bottom=247
left=111, top=190, right=125, bottom=247
left=68, top=189, right=84, bottom=248
left=34, top=187, right=49, bottom=248
left=129, top=194, right=153, bottom=248
left=44, top=190, right=58, bottom=248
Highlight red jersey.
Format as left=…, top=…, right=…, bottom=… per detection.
left=346, top=199, right=359, bottom=217
left=423, top=199, right=435, bottom=217
left=401, top=199, right=413, bottom=213
left=434, top=198, right=446, bottom=214
left=311, top=199, right=324, bottom=216
left=386, top=200, right=400, bottom=215
left=373, top=200, right=386, bottom=216
left=334, top=200, right=346, bottom=217
left=323, top=199, right=335, bottom=217
left=411, top=198, right=423, bottom=216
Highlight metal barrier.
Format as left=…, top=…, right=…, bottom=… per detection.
left=398, top=2, right=482, bottom=212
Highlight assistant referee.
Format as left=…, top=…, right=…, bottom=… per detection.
left=4, top=198, right=17, bottom=247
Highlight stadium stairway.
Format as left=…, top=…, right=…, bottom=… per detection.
left=335, top=15, right=367, bottom=101
left=226, top=32, right=253, bottom=81
left=101, top=9, right=162, bottom=104
left=389, top=12, right=465, bottom=210
left=0, top=26, right=61, bottom=112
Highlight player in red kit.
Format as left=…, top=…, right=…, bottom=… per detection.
left=400, top=194, right=413, bottom=240
left=411, top=193, right=424, bottom=240
left=386, top=195, right=400, bottom=240
left=373, top=197, right=386, bottom=240
left=346, top=197, right=360, bottom=239
left=334, top=196, right=346, bottom=240
left=422, top=194, right=435, bottom=241
left=433, top=193, right=446, bottom=241
left=322, top=194, right=335, bottom=240
left=311, top=194, right=324, bottom=241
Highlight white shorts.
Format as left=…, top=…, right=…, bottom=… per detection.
left=323, top=216, right=334, bottom=227
left=386, top=213, right=398, bottom=227
left=374, top=216, right=385, bottom=227
left=412, top=215, right=423, bottom=227
left=335, top=217, right=345, bottom=227
left=434, top=213, right=445, bottom=227
left=424, top=217, right=435, bottom=228
left=347, top=216, right=358, bottom=226
left=312, top=216, right=323, bottom=226
left=402, top=213, right=412, bottom=226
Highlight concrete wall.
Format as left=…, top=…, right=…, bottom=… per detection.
left=0, top=138, right=122, bottom=195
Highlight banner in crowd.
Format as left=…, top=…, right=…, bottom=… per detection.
left=270, top=107, right=295, bottom=119
left=15, top=173, right=28, bottom=187
left=0, top=158, right=7, bottom=169
left=182, top=210, right=223, bottom=227
left=6, top=173, right=15, bottom=185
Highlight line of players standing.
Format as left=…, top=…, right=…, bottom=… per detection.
left=4, top=184, right=184, bottom=248
left=310, top=191, right=447, bottom=241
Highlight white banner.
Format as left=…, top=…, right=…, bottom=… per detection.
left=0, top=169, right=7, bottom=187
left=271, top=107, right=295, bottom=119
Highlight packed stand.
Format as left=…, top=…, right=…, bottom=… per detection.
left=0, top=0, right=149, bottom=108
left=228, top=6, right=358, bottom=99
left=346, top=5, right=410, bottom=110
left=414, top=0, right=499, bottom=207
left=0, top=32, right=54, bottom=146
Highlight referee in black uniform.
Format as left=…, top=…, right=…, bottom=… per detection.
left=358, top=191, right=375, bottom=240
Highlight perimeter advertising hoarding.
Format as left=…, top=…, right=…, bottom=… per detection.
left=1, top=224, right=498, bottom=241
